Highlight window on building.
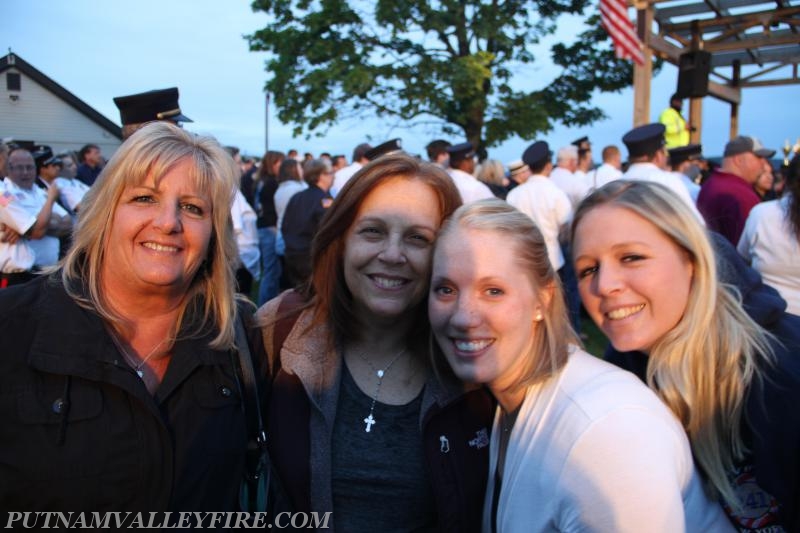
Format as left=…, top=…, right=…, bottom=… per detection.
left=7, top=72, right=21, bottom=91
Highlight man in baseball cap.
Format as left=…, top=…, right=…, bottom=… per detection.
left=697, top=135, right=775, bottom=245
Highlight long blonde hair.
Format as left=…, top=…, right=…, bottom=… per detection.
left=62, top=121, right=241, bottom=349
left=434, top=199, right=579, bottom=392
left=571, top=180, right=774, bottom=507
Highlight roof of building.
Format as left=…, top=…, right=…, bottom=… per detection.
left=1, top=52, right=122, bottom=139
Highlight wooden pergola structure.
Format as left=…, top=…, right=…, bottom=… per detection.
left=631, top=0, right=800, bottom=142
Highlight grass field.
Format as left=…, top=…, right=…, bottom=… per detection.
left=578, top=313, right=610, bottom=359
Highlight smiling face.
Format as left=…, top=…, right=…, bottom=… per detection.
left=101, top=158, right=213, bottom=298
left=572, top=204, right=694, bottom=354
left=429, top=226, right=546, bottom=396
left=343, top=176, right=442, bottom=323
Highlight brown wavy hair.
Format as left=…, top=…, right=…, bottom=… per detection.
left=306, top=153, right=462, bottom=346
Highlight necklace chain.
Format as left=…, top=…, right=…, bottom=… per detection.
left=109, top=330, right=169, bottom=379
left=354, top=346, right=408, bottom=433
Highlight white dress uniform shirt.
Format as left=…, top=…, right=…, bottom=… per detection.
left=506, top=175, right=572, bottom=270
left=1, top=177, right=68, bottom=270
left=330, top=162, right=362, bottom=198
left=590, top=163, right=623, bottom=190
left=672, top=172, right=701, bottom=203
left=448, top=168, right=495, bottom=204
left=231, top=190, right=261, bottom=278
left=623, top=163, right=704, bottom=223
left=53, top=177, right=91, bottom=213
left=550, top=166, right=590, bottom=209
left=738, top=195, right=800, bottom=316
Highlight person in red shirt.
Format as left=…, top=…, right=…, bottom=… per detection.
left=696, top=136, right=775, bottom=245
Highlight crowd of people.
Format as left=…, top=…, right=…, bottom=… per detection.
left=1, top=86, right=799, bottom=532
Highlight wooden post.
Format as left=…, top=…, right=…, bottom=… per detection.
left=689, top=98, right=702, bottom=144
left=730, top=61, right=740, bottom=139
left=689, top=21, right=702, bottom=144
left=633, top=1, right=653, bottom=126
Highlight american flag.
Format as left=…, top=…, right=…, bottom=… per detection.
left=600, top=0, right=645, bottom=65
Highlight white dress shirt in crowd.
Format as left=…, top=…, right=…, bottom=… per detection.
left=330, top=162, right=362, bottom=198
left=623, top=163, right=704, bottom=223
left=506, top=175, right=572, bottom=270
left=550, top=166, right=590, bottom=208
left=448, top=168, right=495, bottom=204
left=590, top=163, right=623, bottom=190
left=53, top=177, right=91, bottom=213
left=738, top=195, right=800, bottom=316
left=0, top=177, right=68, bottom=270
left=673, top=172, right=701, bottom=203
left=231, top=190, right=261, bottom=278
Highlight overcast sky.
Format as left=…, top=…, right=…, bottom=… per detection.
left=3, top=0, right=797, bottom=163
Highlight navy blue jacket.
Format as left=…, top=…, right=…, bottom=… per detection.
left=281, top=185, right=331, bottom=256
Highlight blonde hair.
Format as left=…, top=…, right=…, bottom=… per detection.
left=435, top=198, right=579, bottom=392
left=571, top=180, right=773, bottom=508
left=476, top=159, right=506, bottom=187
left=62, top=121, right=241, bottom=350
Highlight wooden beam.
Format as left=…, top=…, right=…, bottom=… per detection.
left=662, top=6, right=800, bottom=32
left=741, top=63, right=788, bottom=82
left=653, top=0, right=753, bottom=18
left=648, top=34, right=683, bottom=62
left=711, top=46, right=800, bottom=67
left=742, top=77, right=800, bottom=87
left=708, top=80, right=742, bottom=103
left=704, top=32, right=800, bottom=52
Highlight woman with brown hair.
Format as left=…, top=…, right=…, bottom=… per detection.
left=257, top=153, right=493, bottom=532
left=256, top=150, right=286, bottom=304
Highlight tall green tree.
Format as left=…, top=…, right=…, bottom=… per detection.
left=247, top=1, right=648, bottom=152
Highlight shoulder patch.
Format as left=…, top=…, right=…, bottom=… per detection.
left=723, top=463, right=783, bottom=531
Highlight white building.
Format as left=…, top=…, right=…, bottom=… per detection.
left=1, top=52, right=122, bottom=156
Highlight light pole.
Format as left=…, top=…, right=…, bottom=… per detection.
left=264, top=91, right=270, bottom=155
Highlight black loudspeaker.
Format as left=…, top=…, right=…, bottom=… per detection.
left=676, top=51, right=711, bottom=98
